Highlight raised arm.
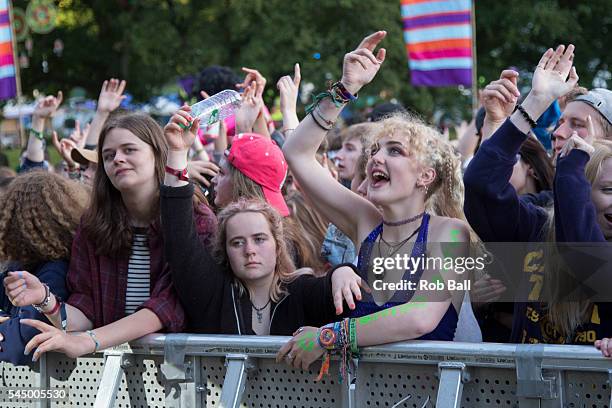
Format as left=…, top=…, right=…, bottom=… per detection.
left=554, top=119, right=605, bottom=242
left=21, top=92, right=62, bottom=171
left=464, top=45, right=578, bottom=242
left=162, top=107, right=227, bottom=325
left=282, top=31, right=386, bottom=243
left=85, top=79, right=126, bottom=148
left=277, top=63, right=301, bottom=132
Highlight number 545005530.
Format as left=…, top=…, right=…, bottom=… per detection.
left=3, top=387, right=68, bottom=401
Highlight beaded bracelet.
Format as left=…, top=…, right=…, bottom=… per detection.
left=515, top=104, right=537, bottom=129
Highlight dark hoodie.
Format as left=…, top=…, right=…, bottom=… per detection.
left=464, top=119, right=612, bottom=344
left=160, top=184, right=341, bottom=335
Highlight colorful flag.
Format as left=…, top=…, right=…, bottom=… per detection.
left=401, top=0, right=473, bottom=87
left=0, top=0, right=16, bottom=99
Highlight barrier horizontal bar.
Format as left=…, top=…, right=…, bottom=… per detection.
left=124, top=334, right=611, bottom=371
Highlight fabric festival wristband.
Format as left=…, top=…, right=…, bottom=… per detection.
left=43, top=295, right=61, bottom=316
left=29, top=128, right=44, bottom=141
left=165, top=165, right=189, bottom=181
left=60, top=301, right=68, bottom=332
left=317, top=322, right=339, bottom=351
left=348, top=318, right=358, bottom=354
left=332, top=82, right=358, bottom=101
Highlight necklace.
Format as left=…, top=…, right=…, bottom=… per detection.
left=379, top=226, right=421, bottom=257
left=382, top=211, right=425, bottom=227
left=376, top=226, right=421, bottom=280
left=252, top=299, right=271, bottom=324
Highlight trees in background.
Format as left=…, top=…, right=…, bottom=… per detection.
left=14, top=0, right=611, bottom=121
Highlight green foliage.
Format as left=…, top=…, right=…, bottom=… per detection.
left=14, top=0, right=610, bottom=123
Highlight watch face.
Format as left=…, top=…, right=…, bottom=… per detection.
left=319, top=327, right=336, bottom=349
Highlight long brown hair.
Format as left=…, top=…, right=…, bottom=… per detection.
left=83, top=113, right=168, bottom=256
left=213, top=199, right=312, bottom=302
left=286, top=192, right=328, bottom=274
left=0, top=171, right=89, bottom=267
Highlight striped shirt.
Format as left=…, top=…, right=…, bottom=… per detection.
left=125, top=230, right=151, bottom=315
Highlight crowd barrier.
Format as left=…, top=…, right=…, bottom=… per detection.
left=1, top=334, right=611, bottom=407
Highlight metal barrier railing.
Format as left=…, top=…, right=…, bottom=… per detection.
left=1, top=334, right=611, bottom=407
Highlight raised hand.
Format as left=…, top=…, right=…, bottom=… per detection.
left=3, top=271, right=46, bottom=307
left=482, top=70, right=521, bottom=123
left=235, top=82, right=263, bottom=134
left=97, top=78, right=127, bottom=114
left=531, top=45, right=579, bottom=102
left=33, top=91, right=63, bottom=119
left=164, top=105, right=200, bottom=152
left=236, top=67, right=266, bottom=99
left=51, top=131, right=78, bottom=168
left=277, top=63, right=301, bottom=123
left=340, top=31, right=387, bottom=95
left=186, top=160, right=219, bottom=186
left=69, top=120, right=89, bottom=148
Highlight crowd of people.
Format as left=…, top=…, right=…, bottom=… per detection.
left=0, top=30, right=611, bottom=380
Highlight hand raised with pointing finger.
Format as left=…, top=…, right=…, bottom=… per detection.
left=340, top=31, right=387, bottom=96
left=277, top=63, right=301, bottom=121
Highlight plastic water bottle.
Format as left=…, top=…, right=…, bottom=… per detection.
left=190, top=89, right=241, bottom=128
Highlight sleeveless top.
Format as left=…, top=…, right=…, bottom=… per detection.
left=350, top=213, right=458, bottom=340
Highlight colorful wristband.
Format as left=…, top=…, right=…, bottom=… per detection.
left=29, top=128, right=44, bottom=141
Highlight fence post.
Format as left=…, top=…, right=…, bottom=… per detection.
left=515, top=344, right=559, bottom=408
left=219, top=354, right=251, bottom=408
left=94, top=348, right=134, bottom=408
left=160, top=334, right=202, bottom=408
left=436, top=362, right=469, bottom=408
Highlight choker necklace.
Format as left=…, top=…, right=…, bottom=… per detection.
left=252, top=299, right=271, bottom=324
left=382, top=211, right=425, bottom=227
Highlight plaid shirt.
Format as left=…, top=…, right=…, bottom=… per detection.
left=67, top=204, right=217, bottom=332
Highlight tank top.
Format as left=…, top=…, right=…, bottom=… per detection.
left=351, top=213, right=458, bottom=340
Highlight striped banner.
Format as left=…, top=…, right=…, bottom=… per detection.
left=401, top=0, right=473, bottom=87
left=0, top=0, right=15, bottom=100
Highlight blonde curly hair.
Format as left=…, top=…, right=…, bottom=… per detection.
left=0, top=171, right=90, bottom=266
left=369, top=113, right=465, bottom=220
